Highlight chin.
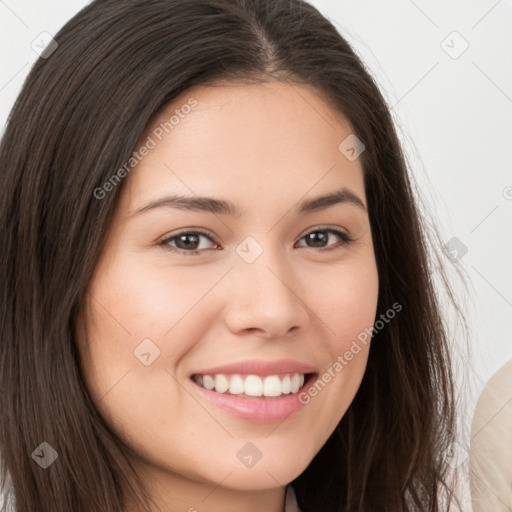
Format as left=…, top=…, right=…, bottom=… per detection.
left=211, top=455, right=310, bottom=491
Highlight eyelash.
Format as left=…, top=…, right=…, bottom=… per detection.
left=157, top=225, right=354, bottom=256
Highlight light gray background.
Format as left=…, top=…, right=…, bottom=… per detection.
left=1, top=1, right=511, bottom=509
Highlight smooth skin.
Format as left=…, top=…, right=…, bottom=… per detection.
left=77, top=80, right=379, bottom=512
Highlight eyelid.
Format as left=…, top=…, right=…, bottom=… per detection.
left=156, top=227, right=218, bottom=245
left=299, top=224, right=349, bottom=240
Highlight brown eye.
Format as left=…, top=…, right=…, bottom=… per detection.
left=296, top=228, right=353, bottom=251
left=159, top=230, right=218, bottom=255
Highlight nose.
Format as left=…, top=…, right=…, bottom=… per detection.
left=222, top=245, right=310, bottom=339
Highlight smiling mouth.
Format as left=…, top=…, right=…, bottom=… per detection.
left=190, top=372, right=316, bottom=399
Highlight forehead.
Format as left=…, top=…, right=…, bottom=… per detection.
left=120, top=80, right=365, bottom=214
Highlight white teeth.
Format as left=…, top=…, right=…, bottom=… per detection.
left=194, top=372, right=307, bottom=397
left=244, top=375, right=263, bottom=396
left=263, top=376, right=282, bottom=397
left=290, top=374, right=300, bottom=393
left=281, top=375, right=291, bottom=394
left=228, top=374, right=244, bottom=394
left=214, top=374, right=229, bottom=394
left=203, top=375, right=214, bottom=390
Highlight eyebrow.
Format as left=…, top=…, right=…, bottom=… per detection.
left=131, top=186, right=367, bottom=218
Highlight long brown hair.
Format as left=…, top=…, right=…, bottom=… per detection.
left=0, top=0, right=468, bottom=510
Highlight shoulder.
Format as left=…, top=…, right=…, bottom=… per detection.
left=470, top=359, right=512, bottom=511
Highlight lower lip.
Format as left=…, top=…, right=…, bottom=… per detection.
left=191, top=374, right=316, bottom=423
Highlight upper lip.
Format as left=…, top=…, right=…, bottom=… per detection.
left=190, top=358, right=318, bottom=377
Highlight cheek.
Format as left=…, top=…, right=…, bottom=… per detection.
left=80, top=257, right=230, bottom=409
left=79, top=265, right=203, bottom=456
left=86, top=255, right=228, bottom=341
left=296, top=259, right=378, bottom=429
left=327, top=262, right=378, bottom=378
left=305, top=257, right=379, bottom=348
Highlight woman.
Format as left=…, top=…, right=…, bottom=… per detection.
left=0, top=0, right=468, bottom=510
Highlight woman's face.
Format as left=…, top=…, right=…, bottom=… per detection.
left=79, top=80, right=379, bottom=509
